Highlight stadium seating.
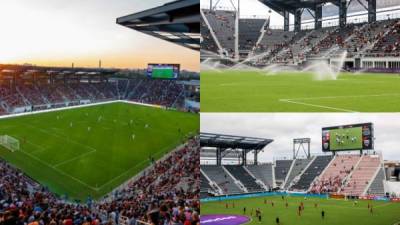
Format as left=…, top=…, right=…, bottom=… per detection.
left=224, top=165, right=265, bottom=193
left=310, top=154, right=360, bottom=193
left=367, top=167, right=386, bottom=196
left=290, top=155, right=333, bottom=191
left=201, top=9, right=400, bottom=64
left=274, top=159, right=293, bottom=186
left=284, top=157, right=313, bottom=189
left=202, top=9, right=236, bottom=58
left=0, top=77, right=189, bottom=115
left=0, top=137, right=200, bottom=225
left=239, top=19, right=266, bottom=52
left=201, top=172, right=213, bottom=198
left=341, top=155, right=381, bottom=196
left=200, top=165, right=242, bottom=195
left=201, top=15, right=219, bottom=54
left=246, top=163, right=274, bottom=188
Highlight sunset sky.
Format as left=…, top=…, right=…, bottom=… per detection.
left=0, top=0, right=199, bottom=71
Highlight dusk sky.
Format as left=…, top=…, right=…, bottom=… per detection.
left=0, top=0, right=199, bottom=71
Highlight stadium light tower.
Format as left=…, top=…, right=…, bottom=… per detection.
left=293, top=138, right=311, bottom=159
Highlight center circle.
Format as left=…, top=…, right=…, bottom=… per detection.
left=200, top=214, right=250, bottom=225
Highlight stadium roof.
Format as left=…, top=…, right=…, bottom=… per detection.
left=200, top=133, right=273, bottom=150
left=117, top=0, right=200, bottom=51
left=259, top=0, right=338, bottom=12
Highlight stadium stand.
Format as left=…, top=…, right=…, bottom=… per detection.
left=0, top=137, right=200, bottom=225
left=201, top=172, right=213, bottom=198
left=201, top=7, right=400, bottom=70
left=310, top=154, right=361, bottom=193
left=367, top=167, right=386, bottom=196
left=246, top=163, right=274, bottom=189
left=341, top=155, right=382, bottom=196
left=274, top=159, right=293, bottom=186
left=224, top=165, right=265, bottom=193
left=290, top=155, right=333, bottom=191
left=0, top=67, right=199, bottom=115
left=239, top=19, right=266, bottom=53
left=202, top=9, right=236, bottom=58
left=200, top=165, right=242, bottom=195
left=284, top=157, right=313, bottom=189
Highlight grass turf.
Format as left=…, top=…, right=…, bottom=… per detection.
left=201, top=195, right=400, bottom=225
left=201, top=70, right=400, bottom=112
left=0, top=102, right=198, bottom=201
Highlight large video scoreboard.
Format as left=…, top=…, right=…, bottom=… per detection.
left=147, top=64, right=180, bottom=79
left=322, top=123, right=374, bottom=152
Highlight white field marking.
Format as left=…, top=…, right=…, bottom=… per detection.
left=280, top=93, right=400, bottom=112
left=24, top=123, right=98, bottom=152
left=325, top=198, right=393, bottom=208
left=318, top=201, right=393, bottom=211
left=281, top=93, right=400, bottom=101
left=96, top=143, right=176, bottom=190
left=280, top=99, right=357, bottom=112
left=24, top=121, right=184, bottom=192
left=0, top=100, right=162, bottom=120
left=53, top=149, right=97, bottom=168
left=18, top=148, right=97, bottom=190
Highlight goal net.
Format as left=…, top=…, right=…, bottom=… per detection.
left=0, top=135, right=20, bottom=152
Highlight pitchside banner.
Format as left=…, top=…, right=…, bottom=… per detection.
left=322, top=123, right=374, bottom=152
left=200, top=215, right=250, bottom=225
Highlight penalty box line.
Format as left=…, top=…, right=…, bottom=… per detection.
left=18, top=123, right=100, bottom=190
left=279, top=93, right=400, bottom=112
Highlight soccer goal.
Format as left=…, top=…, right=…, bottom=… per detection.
left=0, top=135, right=20, bottom=152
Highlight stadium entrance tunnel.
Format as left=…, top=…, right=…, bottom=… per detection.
left=200, top=214, right=250, bottom=225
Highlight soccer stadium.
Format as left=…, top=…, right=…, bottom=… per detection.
left=200, top=115, right=400, bottom=225
left=201, top=0, right=400, bottom=112
left=0, top=0, right=200, bottom=225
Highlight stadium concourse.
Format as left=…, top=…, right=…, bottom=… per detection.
left=0, top=137, right=199, bottom=225
left=200, top=133, right=400, bottom=200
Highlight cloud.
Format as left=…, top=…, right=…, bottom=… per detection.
left=201, top=113, right=400, bottom=162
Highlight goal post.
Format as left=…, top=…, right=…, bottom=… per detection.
left=0, top=135, right=20, bottom=152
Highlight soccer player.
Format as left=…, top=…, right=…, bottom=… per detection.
left=131, top=134, right=135, bottom=140
left=243, top=207, right=246, bottom=215
left=314, top=203, right=318, bottom=208
left=321, top=210, right=325, bottom=219
left=369, top=205, right=373, bottom=215
left=285, top=202, right=289, bottom=209
left=271, top=201, right=274, bottom=207
left=276, top=217, right=280, bottom=225
left=297, top=205, right=302, bottom=216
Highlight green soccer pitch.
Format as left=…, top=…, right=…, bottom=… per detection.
left=201, top=195, right=400, bottom=225
left=201, top=70, right=400, bottom=112
left=0, top=102, right=198, bottom=201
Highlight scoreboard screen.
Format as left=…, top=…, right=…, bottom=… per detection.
left=322, top=123, right=373, bottom=152
left=147, top=64, right=180, bottom=79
